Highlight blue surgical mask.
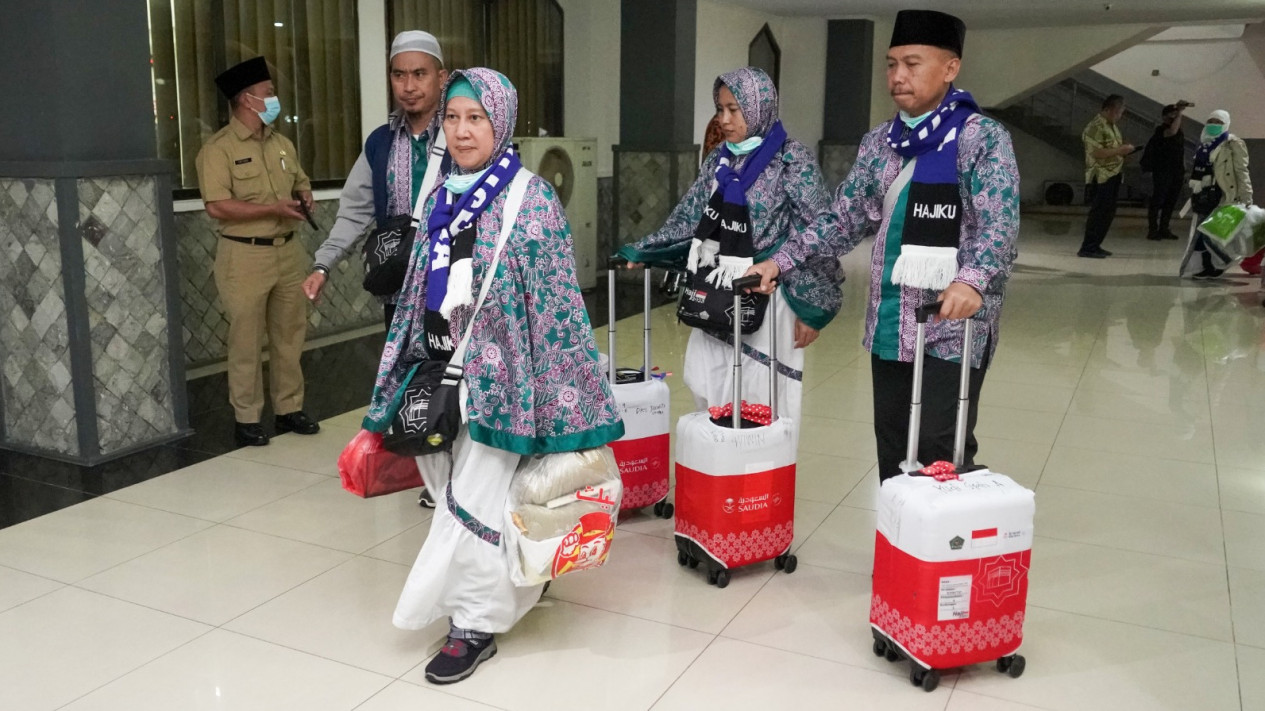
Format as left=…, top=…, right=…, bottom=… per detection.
left=250, top=95, right=282, bottom=125
left=725, top=135, right=764, bottom=155
left=899, top=109, right=934, bottom=129
left=444, top=168, right=489, bottom=194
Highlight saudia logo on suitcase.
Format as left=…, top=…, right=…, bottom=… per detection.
left=722, top=492, right=784, bottom=514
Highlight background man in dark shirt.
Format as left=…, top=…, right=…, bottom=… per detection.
left=1142, top=101, right=1192, bottom=241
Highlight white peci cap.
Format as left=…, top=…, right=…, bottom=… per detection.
left=390, top=30, right=443, bottom=66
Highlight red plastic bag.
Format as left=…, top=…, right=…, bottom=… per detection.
left=338, top=430, right=423, bottom=498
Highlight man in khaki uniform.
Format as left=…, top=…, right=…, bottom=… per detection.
left=1078, top=94, right=1135, bottom=259
left=197, top=56, right=320, bottom=447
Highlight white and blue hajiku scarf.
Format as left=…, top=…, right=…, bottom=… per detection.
left=687, top=120, right=788, bottom=287
left=424, top=148, right=522, bottom=325
left=885, top=86, right=979, bottom=290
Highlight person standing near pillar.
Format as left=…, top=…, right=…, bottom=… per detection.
left=198, top=57, right=320, bottom=447
left=1078, top=95, right=1134, bottom=258
left=746, top=9, right=1020, bottom=481
left=1142, top=101, right=1192, bottom=241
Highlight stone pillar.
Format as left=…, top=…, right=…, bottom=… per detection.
left=0, top=0, right=190, bottom=464
left=613, top=0, right=700, bottom=271
left=820, top=20, right=875, bottom=190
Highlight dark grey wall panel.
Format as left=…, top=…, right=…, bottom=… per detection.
left=823, top=20, right=874, bottom=143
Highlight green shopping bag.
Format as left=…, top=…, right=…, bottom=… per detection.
left=1198, top=205, right=1249, bottom=247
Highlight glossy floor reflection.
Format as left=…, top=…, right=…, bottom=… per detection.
left=2, top=217, right=1264, bottom=710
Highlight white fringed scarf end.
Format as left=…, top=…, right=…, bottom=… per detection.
left=686, top=238, right=720, bottom=273
left=890, top=244, right=958, bottom=290
left=438, top=258, right=474, bottom=320
left=704, top=254, right=754, bottom=289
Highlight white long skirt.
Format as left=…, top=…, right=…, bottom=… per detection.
left=682, top=293, right=803, bottom=422
left=393, top=432, right=545, bottom=634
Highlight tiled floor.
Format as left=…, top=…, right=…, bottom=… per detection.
left=3, top=216, right=1265, bottom=710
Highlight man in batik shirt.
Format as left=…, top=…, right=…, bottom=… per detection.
left=747, top=9, right=1020, bottom=481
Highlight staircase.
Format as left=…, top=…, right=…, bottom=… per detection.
left=989, top=69, right=1204, bottom=207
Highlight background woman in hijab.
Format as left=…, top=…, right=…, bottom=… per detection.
left=1181, top=109, right=1254, bottom=279
left=362, top=68, right=623, bottom=685
left=618, top=67, right=841, bottom=420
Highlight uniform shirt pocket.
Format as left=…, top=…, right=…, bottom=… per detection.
left=230, top=160, right=268, bottom=202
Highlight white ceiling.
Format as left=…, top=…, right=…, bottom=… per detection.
left=706, top=0, right=1265, bottom=28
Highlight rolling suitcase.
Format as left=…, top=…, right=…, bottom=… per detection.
left=605, top=261, right=673, bottom=519
left=870, top=302, right=1034, bottom=692
left=673, top=275, right=798, bottom=588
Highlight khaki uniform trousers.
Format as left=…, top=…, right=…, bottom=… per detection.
left=214, top=236, right=308, bottom=423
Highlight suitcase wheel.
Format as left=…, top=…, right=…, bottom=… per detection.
left=910, top=666, right=940, bottom=692
left=653, top=500, right=674, bottom=519
left=707, top=568, right=730, bottom=589
left=872, top=634, right=903, bottom=663
left=997, top=654, right=1026, bottom=678
left=677, top=551, right=689, bottom=567
left=774, top=553, right=798, bottom=574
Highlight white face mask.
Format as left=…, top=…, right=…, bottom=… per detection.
left=725, top=135, right=764, bottom=155
left=443, top=167, right=489, bottom=194
left=899, top=109, right=934, bottom=129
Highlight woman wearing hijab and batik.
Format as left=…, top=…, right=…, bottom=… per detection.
left=617, top=66, right=841, bottom=421
left=361, top=68, right=623, bottom=685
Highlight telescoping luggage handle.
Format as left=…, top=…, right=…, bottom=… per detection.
left=605, top=258, right=652, bottom=385
left=903, top=301, right=974, bottom=472
left=730, top=275, right=777, bottom=430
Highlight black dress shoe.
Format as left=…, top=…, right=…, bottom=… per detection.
left=1094, top=247, right=1113, bottom=256
left=235, top=422, right=269, bottom=447
left=1146, top=231, right=1162, bottom=241
left=1077, top=250, right=1106, bottom=259
left=276, top=411, right=320, bottom=435
left=1163, top=230, right=1181, bottom=240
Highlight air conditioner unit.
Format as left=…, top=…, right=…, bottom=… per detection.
left=1043, top=179, right=1086, bottom=207
left=513, top=137, right=598, bottom=290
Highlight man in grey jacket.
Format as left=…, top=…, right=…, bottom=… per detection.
left=303, top=31, right=448, bottom=507
left=302, top=30, right=449, bottom=326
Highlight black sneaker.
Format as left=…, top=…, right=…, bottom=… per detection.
left=1146, top=231, right=1162, bottom=241
left=1094, top=248, right=1113, bottom=256
left=417, top=488, right=436, bottom=508
left=425, top=636, right=497, bottom=685
left=275, top=411, right=320, bottom=435
left=1077, top=250, right=1106, bottom=259
left=1192, top=268, right=1225, bottom=279
left=1163, top=230, right=1181, bottom=240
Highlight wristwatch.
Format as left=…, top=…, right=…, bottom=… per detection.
left=313, top=265, right=330, bottom=277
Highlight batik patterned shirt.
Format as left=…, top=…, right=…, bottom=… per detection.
left=618, top=139, right=843, bottom=330
left=773, top=114, right=1019, bottom=368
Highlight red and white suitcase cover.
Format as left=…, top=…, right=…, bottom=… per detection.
left=608, top=379, right=672, bottom=510
left=673, top=411, right=797, bottom=568
left=871, top=469, right=1035, bottom=670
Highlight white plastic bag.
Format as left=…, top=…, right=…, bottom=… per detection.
left=503, top=447, right=623, bottom=587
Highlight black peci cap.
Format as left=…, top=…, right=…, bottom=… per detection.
left=890, top=9, right=967, bottom=58
left=214, top=56, right=271, bottom=100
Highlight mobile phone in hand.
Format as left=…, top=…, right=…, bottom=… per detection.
left=293, top=193, right=320, bottom=230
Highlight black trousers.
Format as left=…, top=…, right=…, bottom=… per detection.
left=1148, top=171, right=1184, bottom=235
left=383, top=303, right=396, bottom=330
left=1080, top=173, right=1122, bottom=252
left=872, top=352, right=987, bottom=482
